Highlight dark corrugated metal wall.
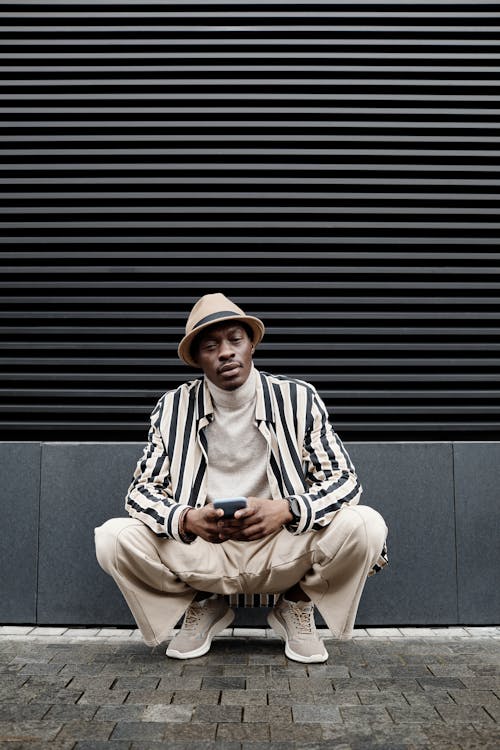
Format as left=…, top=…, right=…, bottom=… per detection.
left=1, top=1, right=499, bottom=441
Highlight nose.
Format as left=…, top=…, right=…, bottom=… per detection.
left=218, top=338, right=235, bottom=360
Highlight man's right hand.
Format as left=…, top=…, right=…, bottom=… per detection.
left=183, top=503, right=226, bottom=543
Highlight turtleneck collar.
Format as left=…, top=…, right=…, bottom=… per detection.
left=206, top=364, right=257, bottom=410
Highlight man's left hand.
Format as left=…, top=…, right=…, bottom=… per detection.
left=216, top=497, right=292, bottom=541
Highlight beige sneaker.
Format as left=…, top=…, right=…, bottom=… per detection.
left=166, top=595, right=234, bottom=659
left=267, top=596, right=328, bottom=663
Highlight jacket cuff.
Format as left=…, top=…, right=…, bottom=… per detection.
left=166, top=504, right=194, bottom=543
left=284, top=495, right=311, bottom=534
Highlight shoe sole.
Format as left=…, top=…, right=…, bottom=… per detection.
left=267, top=610, right=328, bottom=664
left=166, top=608, right=235, bottom=660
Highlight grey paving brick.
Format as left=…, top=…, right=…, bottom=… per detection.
left=201, top=675, right=246, bottom=690
left=356, top=690, right=408, bottom=707
left=112, top=676, right=161, bottom=690
left=93, top=704, right=146, bottom=722
left=124, top=689, right=173, bottom=705
left=289, top=677, right=334, bottom=695
left=158, top=675, right=202, bottom=690
left=418, top=676, right=467, bottom=691
left=292, top=703, right=342, bottom=723
left=0, top=720, right=63, bottom=742
left=110, top=721, right=166, bottom=741
left=340, top=705, right=392, bottom=723
left=436, top=704, right=496, bottom=724
left=221, top=689, right=267, bottom=705
left=43, top=704, right=99, bottom=721
left=0, top=703, right=50, bottom=721
left=386, top=704, right=442, bottom=723
left=57, top=720, right=116, bottom=742
left=75, top=743, right=131, bottom=750
left=142, top=704, right=193, bottom=723
left=216, top=723, right=270, bottom=741
left=172, top=689, right=219, bottom=704
left=192, top=704, right=242, bottom=723
left=162, top=723, right=218, bottom=741
left=449, top=689, right=500, bottom=705
left=269, top=722, right=323, bottom=741
left=0, top=743, right=75, bottom=750
left=243, top=705, right=292, bottom=724
left=77, top=689, right=130, bottom=705
left=246, top=675, right=289, bottom=692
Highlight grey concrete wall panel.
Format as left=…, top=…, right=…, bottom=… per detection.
left=38, top=443, right=142, bottom=625
left=454, top=443, right=500, bottom=623
left=0, top=443, right=41, bottom=623
left=347, top=443, right=457, bottom=625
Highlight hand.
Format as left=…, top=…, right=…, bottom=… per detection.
left=183, top=503, right=226, bottom=543
left=216, top=497, right=292, bottom=542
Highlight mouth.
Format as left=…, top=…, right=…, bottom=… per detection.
left=218, top=362, right=241, bottom=375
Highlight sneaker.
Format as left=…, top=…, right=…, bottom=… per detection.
left=267, top=596, right=328, bottom=663
left=166, top=595, right=234, bottom=659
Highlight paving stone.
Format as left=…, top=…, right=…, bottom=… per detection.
left=158, top=675, right=202, bottom=690
left=110, top=721, right=167, bottom=741
left=243, top=705, right=292, bottom=724
left=77, top=689, right=129, bottom=705
left=0, top=743, right=75, bottom=750
left=340, top=705, right=392, bottom=723
left=124, top=689, right=173, bottom=705
left=0, top=720, right=63, bottom=742
left=93, top=704, right=146, bottom=722
left=436, top=704, right=496, bottom=724
left=56, top=720, right=116, bottom=742
left=449, top=689, right=500, bottom=705
left=221, top=689, right=267, bottom=705
left=201, top=675, right=246, bottom=690
left=216, top=723, right=270, bottom=741
left=172, top=688, right=219, bottom=704
left=75, top=743, right=131, bottom=750
left=142, top=704, right=193, bottom=723
left=386, top=704, right=442, bottom=723
left=112, top=676, right=160, bottom=690
left=269, top=722, right=323, bottom=741
left=161, top=722, right=218, bottom=741
left=43, top=704, right=99, bottom=721
left=192, top=704, right=242, bottom=723
left=292, top=703, right=342, bottom=723
left=0, top=704, right=50, bottom=721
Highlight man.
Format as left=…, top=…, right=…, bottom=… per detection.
left=95, top=293, right=388, bottom=663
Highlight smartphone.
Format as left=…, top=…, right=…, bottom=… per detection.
left=213, top=496, right=248, bottom=518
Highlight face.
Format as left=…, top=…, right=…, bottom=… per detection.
left=192, top=321, right=254, bottom=390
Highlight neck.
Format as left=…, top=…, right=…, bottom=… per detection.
left=206, top=365, right=256, bottom=409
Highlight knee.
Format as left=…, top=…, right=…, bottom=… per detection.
left=94, top=517, right=128, bottom=574
left=320, top=505, right=387, bottom=561
left=348, top=505, right=388, bottom=558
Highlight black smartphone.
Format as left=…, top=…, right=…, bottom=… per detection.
left=213, top=497, right=248, bottom=518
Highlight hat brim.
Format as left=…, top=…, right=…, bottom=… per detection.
left=178, top=313, right=265, bottom=368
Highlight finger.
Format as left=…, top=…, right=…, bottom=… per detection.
left=233, top=505, right=256, bottom=520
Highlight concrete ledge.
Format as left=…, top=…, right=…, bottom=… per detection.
left=1, top=441, right=499, bottom=627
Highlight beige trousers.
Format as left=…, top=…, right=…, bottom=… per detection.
left=95, top=504, right=387, bottom=647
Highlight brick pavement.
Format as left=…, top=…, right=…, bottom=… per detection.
left=0, top=626, right=498, bottom=749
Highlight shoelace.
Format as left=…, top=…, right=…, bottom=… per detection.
left=288, top=603, right=314, bottom=634
left=183, top=603, right=204, bottom=631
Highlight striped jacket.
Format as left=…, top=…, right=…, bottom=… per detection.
left=125, top=370, right=388, bottom=574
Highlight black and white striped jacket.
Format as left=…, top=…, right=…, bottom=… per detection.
left=125, top=370, right=387, bottom=573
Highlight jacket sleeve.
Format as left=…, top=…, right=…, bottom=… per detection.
left=124, top=394, right=192, bottom=541
left=286, top=387, right=363, bottom=535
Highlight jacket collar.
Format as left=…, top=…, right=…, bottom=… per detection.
left=195, top=368, right=275, bottom=425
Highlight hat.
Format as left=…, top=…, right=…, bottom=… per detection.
left=178, top=293, right=265, bottom=368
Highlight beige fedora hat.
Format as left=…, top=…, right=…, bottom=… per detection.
left=178, top=293, right=265, bottom=368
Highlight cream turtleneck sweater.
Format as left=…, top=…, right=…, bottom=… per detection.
left=205, top=366, right=271, bottom=502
